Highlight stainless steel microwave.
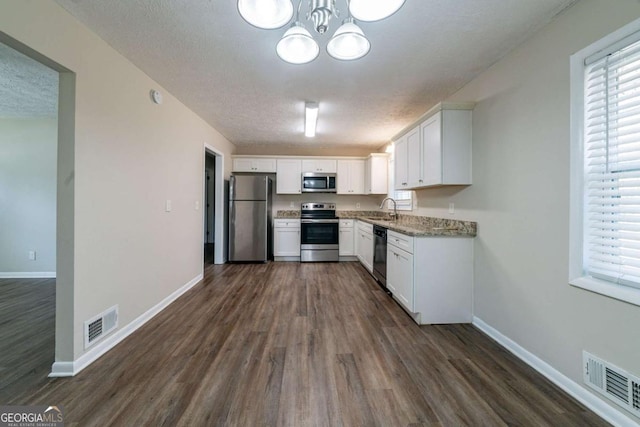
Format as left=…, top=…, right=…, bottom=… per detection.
left=301, top=172, right=337, bottom=193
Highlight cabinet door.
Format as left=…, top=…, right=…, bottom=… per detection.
left=394, top=136, right=408, bottom=190
left=339, top=228, right=354, bottom=256
left=355, top=227, right=364, bottom=261
left=349, top=160, right=365, bottom=194
left=254, top=158, right=277, bottom=173
left=388, top=246, right=414, bottom=311
left=406, top=126, right=422, bottom=188
left=302, top=159, right=337, bottom=173
left=386, top=247, right=398, bottom=295
left=337, top=160, right=365, bottom=194
left=336, top=160, right=351, bottom=194
left=363, top=232, right=374, bottom=272
left=233, top=158, right=276, bottom=172
left=367, top=155, right=388, bottom=194
left=274, top=228, right=300, bottom=256
left=276, top=159, right=302, bottom=194
left=355, top=229, right=371, bottom=269
left=421, top=112, right=442, bottom=186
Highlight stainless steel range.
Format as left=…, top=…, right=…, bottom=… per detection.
left=300, top=202, right=339, bottom=262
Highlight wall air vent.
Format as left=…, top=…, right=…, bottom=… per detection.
left=583, top=351, right=640, bottom=417
left=84, top=305, right=118, bottom=349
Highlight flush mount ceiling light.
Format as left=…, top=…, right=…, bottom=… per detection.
left=305, top=102, right=319, bottom=137
left=237, top=0, right=404, bottom=64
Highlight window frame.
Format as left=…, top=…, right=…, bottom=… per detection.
left=569, top=17, right=640, bottom=307
left=387, top=147, right=413, bottom=211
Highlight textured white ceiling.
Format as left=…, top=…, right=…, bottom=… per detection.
left=0, top=42, right=58, bottom=118
left=53, top=0, right=576, bottom=150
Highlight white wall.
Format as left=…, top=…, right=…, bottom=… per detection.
left=410, top=0, right=640, bottom=422
left=0, top=118, right=57, bottom=275
left=0, top=1, right=235, bottom=363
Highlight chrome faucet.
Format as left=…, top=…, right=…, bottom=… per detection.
left=379, top=197, right=397, bottom=220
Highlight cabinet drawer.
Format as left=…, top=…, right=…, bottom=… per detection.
left=274, top=219, right=300, bottom=228
left=357, top=220, right=373, bottom=234
left=339, top=219, right=354, bottom=228
left=388, top=230, right=414, bottom=253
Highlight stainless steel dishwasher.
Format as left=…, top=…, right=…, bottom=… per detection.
left=372, top=225, right=388, bottom=288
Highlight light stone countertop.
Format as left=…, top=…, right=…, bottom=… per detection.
left=274, top=210, right=477, bottom=237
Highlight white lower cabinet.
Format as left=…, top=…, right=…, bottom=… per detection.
left=339, top=219, right=355, bottom=256
left=355, top=221, right=374, bottom=272
left=387, top=243, right=414, bottom=310
left=386, top=229, right=472, bottom=324
left=273, top=219, right=300, bottom=257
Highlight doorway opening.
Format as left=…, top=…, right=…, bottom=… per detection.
left=204, top=145, right=226, bottom=265
left=0, top=39, right=60, bottom=399
left=204, top=152, right=215, bottom=264
left=0, top=31, right=76, bottom=385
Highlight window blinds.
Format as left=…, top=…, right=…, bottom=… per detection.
left=584, top=33, right=640, bottom=288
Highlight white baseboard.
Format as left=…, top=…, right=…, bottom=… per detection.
left=472, top=317, right=639, bottom=427
left=0, top=272, right=56, bottom=279
left=49, top=273, right=203, bottom=378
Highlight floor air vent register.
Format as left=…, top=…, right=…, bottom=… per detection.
left=84, top=305, right=119, bottom=349
left=584, top=351, right=640, bottom=417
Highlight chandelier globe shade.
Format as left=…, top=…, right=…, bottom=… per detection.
left=349, top=0, right=406, bottom=22
left=238, top=0, right=294, bottom=29
left=327, top=18, right=370, bottom=60
left=276, top=22, right=320, bottom=64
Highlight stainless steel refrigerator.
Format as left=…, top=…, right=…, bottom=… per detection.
left=228, top=175, right=272, bottom=262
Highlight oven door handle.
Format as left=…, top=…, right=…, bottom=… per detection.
left=300, top=219, right=340, bottom=223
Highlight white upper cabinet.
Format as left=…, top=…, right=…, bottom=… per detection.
left=337, top=159, right=365, bottom=194
left=394, top=103, right=473, bottom=189
left=302, top=159, right=337, bottom=173
left=232, top=157, right=277, bottom=173
left=426, top=109, right=472, bottom=186
left=365, top=154, right=388, bottom=194
left=394, top=136, right=408, bottom=190
left=276, top=159, right=302, bottom=194
left=406, top=126, right=422, bottom=188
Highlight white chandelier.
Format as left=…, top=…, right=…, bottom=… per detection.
left=237, top=0, right=406, bottom=64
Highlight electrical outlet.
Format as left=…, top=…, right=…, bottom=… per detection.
left=28, top=250, right=36, bottom=261
left=165, top=200, right=172, bottom=212
left=448, top=202, right=455, bottom=214
left=356, top=203, right=361, bottom=209
left=289, top=202, right=295, bottom=208
left=195, top=200, right=200, bottom=210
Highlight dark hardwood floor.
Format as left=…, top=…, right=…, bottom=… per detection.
left=0, top=277, right=55, bottom=402
left=5, top=262, right=608, bottom=426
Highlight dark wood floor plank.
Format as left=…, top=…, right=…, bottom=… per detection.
left=0, top=278, right=55, bottom=402
left=3, top=263, right=610, bottom=426
left=333, top=352, right=376, bottom=427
